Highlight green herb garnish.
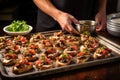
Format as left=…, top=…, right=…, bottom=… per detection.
left=6, top=20, right=29, bottom=32
left=83, top=31, right=91, bottom=35
left=41, top=55, right=45, bottom=60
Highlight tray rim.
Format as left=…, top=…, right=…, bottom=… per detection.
left=0, top=56, right=120, bottom=79
left=97, top=35, right=120, bottom=49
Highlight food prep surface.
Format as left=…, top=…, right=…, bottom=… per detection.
left=0, top=30, right=120, bottom=79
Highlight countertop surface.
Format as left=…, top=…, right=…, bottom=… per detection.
left=0, top=31, right=120, bottom=80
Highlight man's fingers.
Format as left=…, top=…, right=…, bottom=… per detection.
left=64, top=26, right=70, bottom=33
left=67, top=24, right=79, bottom=34
left=71, top=16, right=80, bottom=24
left=72, top=28, right=79, bottom=34
left=96, top=21, right=106, bottom=31
left=96, top=26, right=102, bottom=31
left=61, top=15, right=80, bottom=34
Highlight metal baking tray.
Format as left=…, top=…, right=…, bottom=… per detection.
left=0, top=30, right=120, bottom=79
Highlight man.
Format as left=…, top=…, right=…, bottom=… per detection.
left=33, top=0, right=106, bottom=34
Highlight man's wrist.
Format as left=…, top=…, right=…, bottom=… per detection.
left=52, top=10, right=64, bottom=21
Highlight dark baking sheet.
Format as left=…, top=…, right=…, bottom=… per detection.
left=0, top=30, right=120, bottom=79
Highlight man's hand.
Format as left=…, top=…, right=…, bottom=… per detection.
left=95, top=0, right=107, bottom=31
left=56, top=12, right=79, bottom=34
left=95, top=11, right=106, bottom=31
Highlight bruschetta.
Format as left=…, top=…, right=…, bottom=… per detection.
left=77, top=50, right=90, bottom=63
left=2, top=51, right=18, bottom=66
left=13, top=58, right=33, bottom=74
left=35, top=54, right=53, bottom=70
left=63, top=45, right=78, bottom=56
left=80, top=31, right=91, bottom=42
left=29, top=33, right=46, bottom=42
left=22, top=49, right=38, bottom=61
left=13, top=35, right=28, bottom=45
left=56, top=53, right=72, bottom=67
left=93, top=46, right=112, bottom=59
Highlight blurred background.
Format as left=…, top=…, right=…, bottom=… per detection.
left=0, top=0, right=119, bottom=34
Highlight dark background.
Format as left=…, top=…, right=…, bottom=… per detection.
left=0, top=0, right=119, bottom=33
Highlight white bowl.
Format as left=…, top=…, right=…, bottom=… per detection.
left=107, top=28, right=120, bottom=37
left=3, top=25, right=33, bottom=36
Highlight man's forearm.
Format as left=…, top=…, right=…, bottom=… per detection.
left=33, top=0, right=62, bottom=21
left=98, top=0, right=107, bottom=12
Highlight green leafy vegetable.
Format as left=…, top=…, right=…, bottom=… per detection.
left=83, top=30, right=91, bottom=35
left=6, top=20, right=29, bottom=32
